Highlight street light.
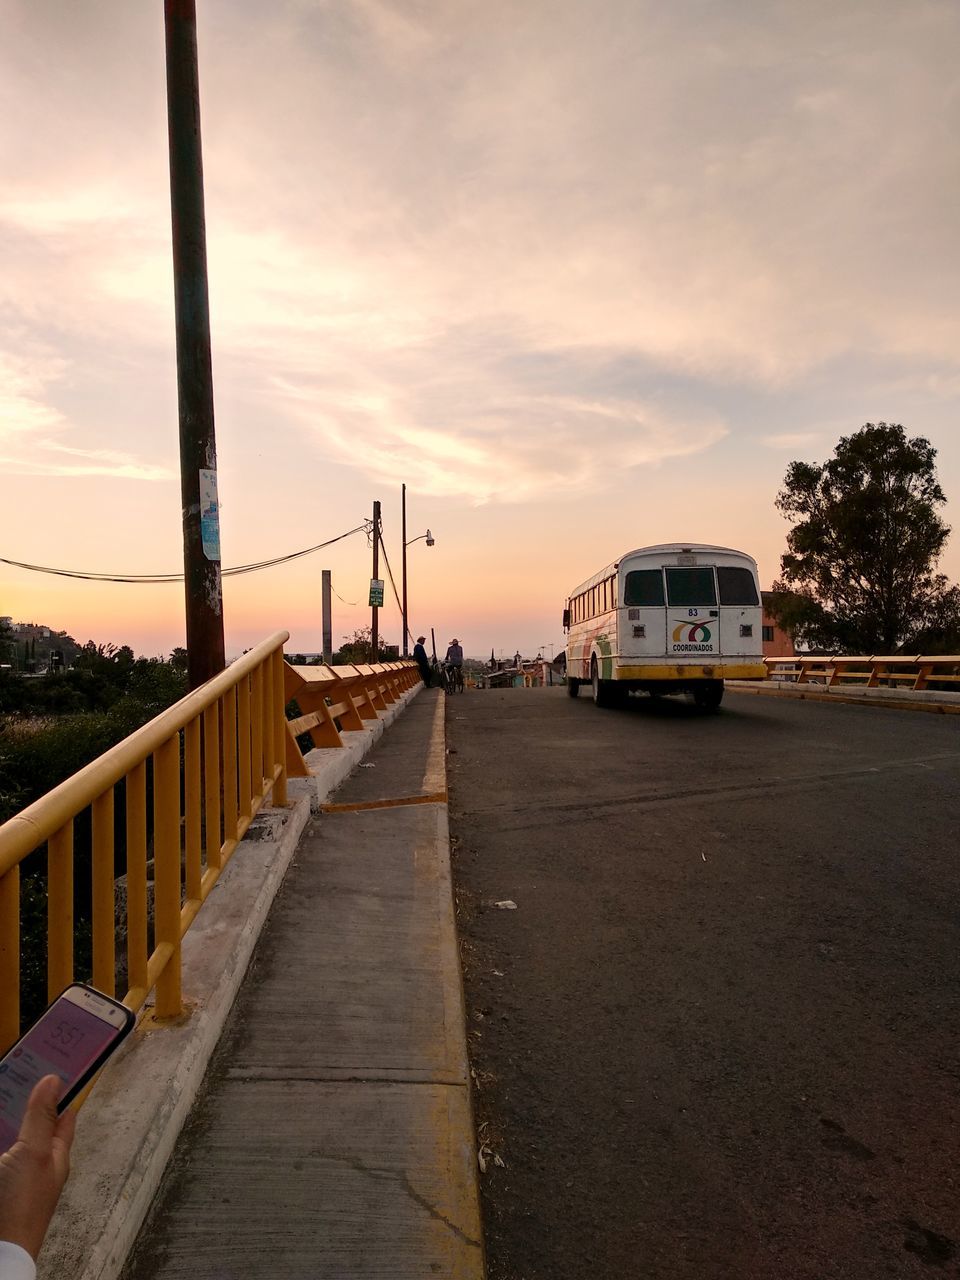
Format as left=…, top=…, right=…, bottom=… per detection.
left=401, top=483, right=435, bottom=657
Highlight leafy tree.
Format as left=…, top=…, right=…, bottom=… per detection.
left=168, top=647, right=189, bottom=673
left=770, top=422, right=960, bottom=653
left=333, top=627, right=396, bottom=664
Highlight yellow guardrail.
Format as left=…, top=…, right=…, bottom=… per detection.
left=764, top=654, right=960, bottom=691
left=283, top=660, right=421, bottom=770
left=0, top=631, right=290, bottom=1051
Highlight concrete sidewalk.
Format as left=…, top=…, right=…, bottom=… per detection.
left=120, top=688, right=483, bottom=1280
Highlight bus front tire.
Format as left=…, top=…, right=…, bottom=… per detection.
left=567, top=677, right=580, bottom=698
left=692, top=680, right=724, bottom=711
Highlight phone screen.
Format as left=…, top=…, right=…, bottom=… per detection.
left=0, top=994, right=126, bottom=1154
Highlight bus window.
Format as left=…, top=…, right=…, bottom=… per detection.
left=624, top=569, right=665, bottom=607
left=665, top=567, right=717, bottom=607
left=717, top=566, right=760, bottom=606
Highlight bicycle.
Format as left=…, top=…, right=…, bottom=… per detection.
left=443, top=662, right=465, bottom=694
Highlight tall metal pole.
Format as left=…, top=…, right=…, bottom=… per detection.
left=321, top=569, right=332, bottom=665
left=401, top=483, right=409, bottom=657
left=164, top=0, right=225, bottom=690
left=370, top=500, right=381, bottom=660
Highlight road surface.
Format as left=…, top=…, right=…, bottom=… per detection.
left=448, top=687, right=960, bottom=1280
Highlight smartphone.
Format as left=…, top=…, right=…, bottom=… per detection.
left=0, top=983, right=135, bottom=1154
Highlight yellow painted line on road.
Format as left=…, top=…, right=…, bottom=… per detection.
left=422, top=691, right=448, bottom=796
left=320, top=792, right=447, bottom=813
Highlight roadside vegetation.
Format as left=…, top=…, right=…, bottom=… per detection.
left=0, top=631, right=188, bottom=1024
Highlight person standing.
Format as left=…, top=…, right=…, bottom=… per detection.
left=412, top=636, right=431, bottom=687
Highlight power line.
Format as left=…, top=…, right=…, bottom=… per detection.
left=330, top=580, right=361, bottom=608
left=0, top=522, right=372, bottom=585
left=378, top=533, right=401, bottom=611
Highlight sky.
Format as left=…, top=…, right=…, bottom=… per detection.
left=2, top=0, right=959, bottom=661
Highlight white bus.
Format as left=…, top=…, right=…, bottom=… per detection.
left=563, top=543, right=767, bottom=710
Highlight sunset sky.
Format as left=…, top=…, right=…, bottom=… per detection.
left=2, top=0, right=959, bottom=660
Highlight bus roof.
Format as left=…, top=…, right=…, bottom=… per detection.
left=566, top=544, right=758, bottom=599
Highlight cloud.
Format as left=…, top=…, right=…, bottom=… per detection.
left=1, top=0, right=958, bottom=510
left=275, top=366, right=729, bottom=503
left=0, top=351, right=171, bottom=480
left=761, top=432, right=825, bottom=450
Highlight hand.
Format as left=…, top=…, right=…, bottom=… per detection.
left=0, top=1075, right=76, bottom=1260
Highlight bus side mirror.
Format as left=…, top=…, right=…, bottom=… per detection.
left=562, top=608, right=570, bottom=629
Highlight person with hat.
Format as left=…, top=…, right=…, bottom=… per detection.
left=412, top=636, right=431, bottom=687
left=444, top=638, right=464, bottom=692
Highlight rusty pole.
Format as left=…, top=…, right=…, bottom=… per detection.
left=164, top=0, right=225, bottom=690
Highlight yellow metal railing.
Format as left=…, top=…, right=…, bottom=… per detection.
left=282, top=660, right=422, bottom=769
left=0, top=632, right=290, bottom=1051
left=765, top=654, right=960, bottom=691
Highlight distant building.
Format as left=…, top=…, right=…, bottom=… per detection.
left=761, top=592, right=795, bottom=658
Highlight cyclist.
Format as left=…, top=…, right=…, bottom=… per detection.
left=444, top=638, right=465, bottom=692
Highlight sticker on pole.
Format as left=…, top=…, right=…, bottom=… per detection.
left=368, top=578, right=384, bottom=607
left=199, top=469, right=221, bottom=562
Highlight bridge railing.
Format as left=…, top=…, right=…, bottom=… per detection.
left=0, top=632, right=291, bottom=1050
left=282, top=660, right=421, bottom=770
left=764, top=654, right=960, bottom=691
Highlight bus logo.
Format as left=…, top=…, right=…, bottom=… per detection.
left=672, top=620, right=712, bottom=644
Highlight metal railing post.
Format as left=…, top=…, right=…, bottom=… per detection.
left=153, top=736, right=182, bottom=1019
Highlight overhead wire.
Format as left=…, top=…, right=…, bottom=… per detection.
left=376, top=527, right=410, bottom=644
left=330, top=582, right=361, bottom=608
left=0, top=522, right=372, bottom=584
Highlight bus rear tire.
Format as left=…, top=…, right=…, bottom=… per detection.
left=567, top=677, right=580, bottom=698
left=592, top=658, right=616, bottom=708
left=692, top=680, right=724, bottom=711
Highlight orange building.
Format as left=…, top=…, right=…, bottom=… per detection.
left=761, top=591, right=795, bottom=658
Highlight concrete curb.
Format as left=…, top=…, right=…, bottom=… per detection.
left=38, top=685, right=421, bottom=1280
left=727, top=680, right=960, bottom=714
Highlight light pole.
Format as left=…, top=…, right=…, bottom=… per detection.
left=401, top=483, right=434, bottom=657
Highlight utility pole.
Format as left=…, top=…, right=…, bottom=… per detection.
left=370, top=500, right=381, bottom=660
left=321, top=569, right=333, bottom=665
left=164, top=0, right=225, bottom=690
left=401, top=484, right=408, bottom=657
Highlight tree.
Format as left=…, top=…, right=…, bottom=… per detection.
left=333, top=627, right=396, bottom=664
left=770, top=422, right=960, bottom=653
left=168, top=647, right=189, bottom=674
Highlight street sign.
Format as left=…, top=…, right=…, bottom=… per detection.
left=368, top=578, right=385, bottom=607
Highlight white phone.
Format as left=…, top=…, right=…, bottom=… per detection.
left=0, top=983, right=135, bottom=1154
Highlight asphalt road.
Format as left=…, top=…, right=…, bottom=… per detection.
left=447, top=687, right=960, bottom=1280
